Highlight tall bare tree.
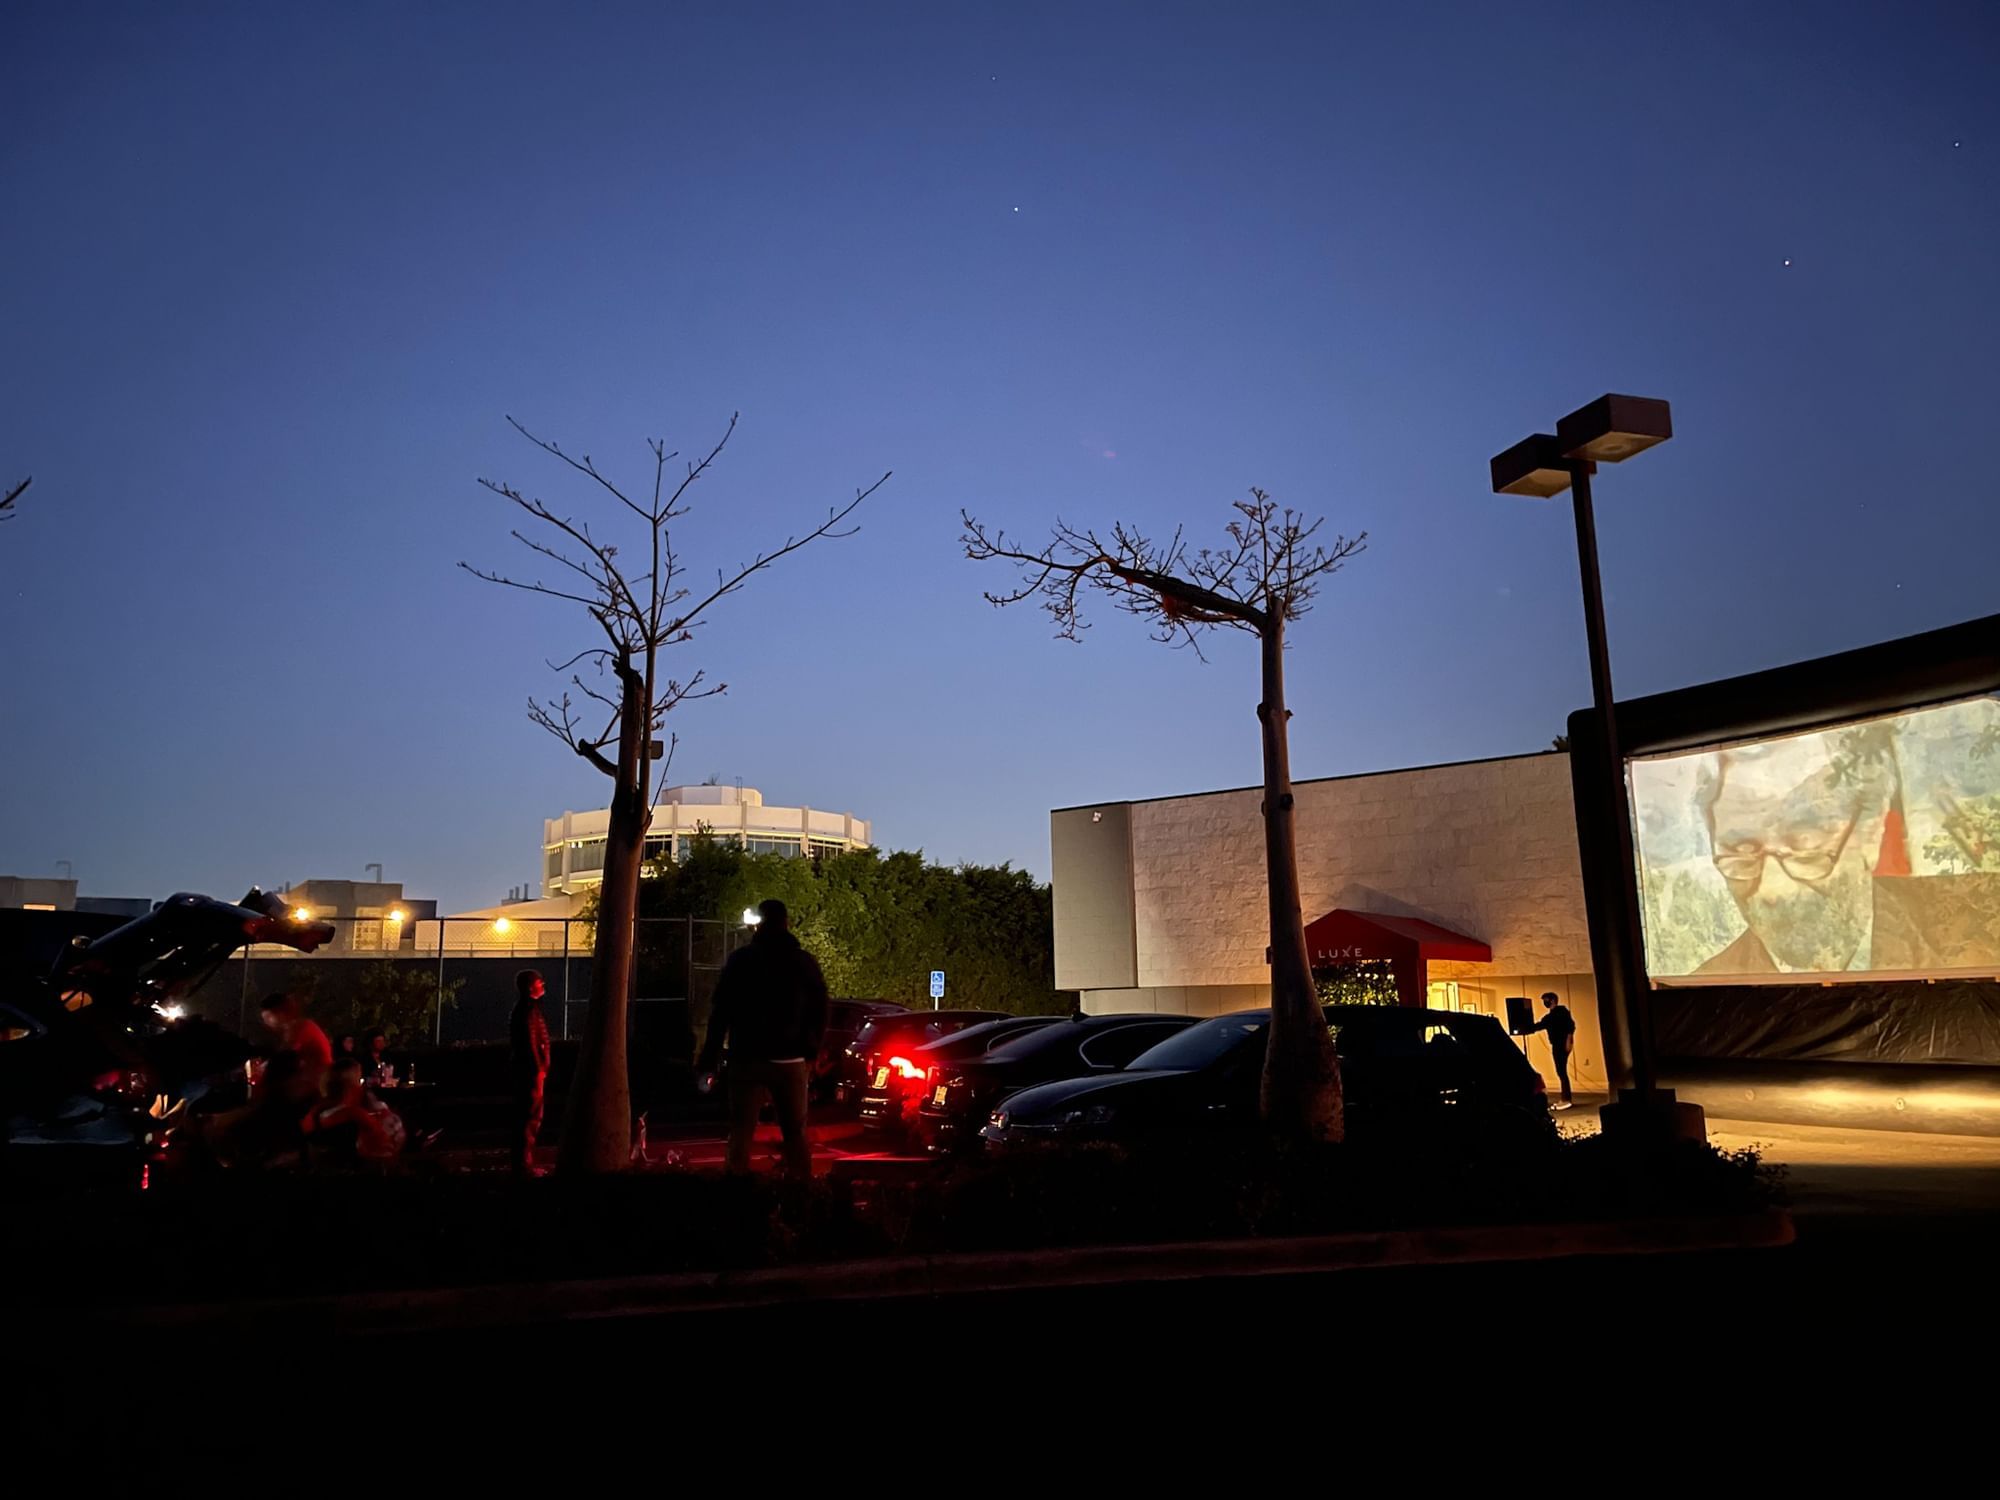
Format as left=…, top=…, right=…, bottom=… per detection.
left=466, top=416, right=888, bottom=1173
left=962, top=493, right=1364, bottom=1141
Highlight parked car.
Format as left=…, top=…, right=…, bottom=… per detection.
left=833, top=1008, right=1008, bottom=1106
left=857, top=1015, right=1061, bottom=1137
left=814, top=999, right=907, bottom=1103
left=917, top=1012, right=1198, bottom=1153
left=979, top=1005, right=1548, bottom=1149
left=2, top=889, right=332, bottom=1185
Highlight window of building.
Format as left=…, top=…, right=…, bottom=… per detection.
left=746, top=836, right=803, bottom=857
left=808, top=838, right=848, bottom=860
left=546, top=849, right=564, bottom=880
left=569, top=840, right=606, bottom=873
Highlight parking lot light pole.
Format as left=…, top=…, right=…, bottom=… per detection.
left=1491, top=395, right=1702, bottom=1143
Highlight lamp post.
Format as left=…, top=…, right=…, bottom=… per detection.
left=1491, top=394, right=1702, bottom=1142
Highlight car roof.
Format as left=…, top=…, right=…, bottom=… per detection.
left=984, top=1013, right=1197, bottom=1051
left=918, top=1015, right=1057, bottom=1048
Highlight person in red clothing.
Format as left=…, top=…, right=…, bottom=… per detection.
left=308, top=1057, right=407, bottom=1167
left=509, top=969, right=552, bottom=1175
left=259, top=991, right=333, bottom=1099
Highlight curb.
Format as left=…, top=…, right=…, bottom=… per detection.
left=96, top=1209, right=1792, bottom=1336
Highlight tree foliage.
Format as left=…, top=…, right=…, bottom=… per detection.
left=315, top=963, right=464, bottom=1049
left=625, top=838, right=1062, bottom=1013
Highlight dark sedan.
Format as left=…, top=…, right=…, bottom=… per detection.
left=857, top=1015, right=1061, bottom=1137
left=815, top=1000, right=907, bottom=1103
left=979, top=1005, right=1548, bottom=1148
left=917, top=1012, right=1198, bottom=1154
left=834, top=1007, right=1008, bottom=1106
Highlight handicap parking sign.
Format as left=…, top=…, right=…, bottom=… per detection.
left=929, top=970, right=945, bottom=1000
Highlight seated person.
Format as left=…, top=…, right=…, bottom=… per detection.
left=207, top=1051, right=312, bottom=1169
left=307, top=1057, right=406, bottom=1167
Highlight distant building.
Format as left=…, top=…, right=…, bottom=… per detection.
left=275, top=879, right=438, bottom=953
left=1, top=876, right=152, bottom=919
left=0, top=876, right=77, bottom=911
left=542, top=784, right=871, bottom=899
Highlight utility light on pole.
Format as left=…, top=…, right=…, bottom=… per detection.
left=1491, top=393, right=1704, bottom=1144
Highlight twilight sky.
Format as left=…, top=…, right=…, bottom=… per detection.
left=3, top=1, right=1996, bottom=911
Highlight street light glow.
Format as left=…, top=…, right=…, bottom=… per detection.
left=492, top=916, right=512, bottom=935
left=291, top=907, right=311, bottom=922
left=388, top=909, right=406, bottom=923
left=742, top=907, right=762, bottom=926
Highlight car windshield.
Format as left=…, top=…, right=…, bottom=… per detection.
left=1126, top=1014, right=1267, bottom=1072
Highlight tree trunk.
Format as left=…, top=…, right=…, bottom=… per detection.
left=1256, top=614, right=1344, bottom=1142
left=557, top=664, right=644, bottom=1173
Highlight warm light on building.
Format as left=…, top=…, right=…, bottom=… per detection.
left=388, top=909, right=407, bottom=924
left=492, top=916, right=512, bottom=935
left=542, top=783, right=871, bottom=897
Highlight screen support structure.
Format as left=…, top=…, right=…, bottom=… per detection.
left=1562, top=459, right=1704, bottom=1142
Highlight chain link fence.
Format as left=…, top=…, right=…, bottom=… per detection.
left=183, top=915, right=752, bottom=1050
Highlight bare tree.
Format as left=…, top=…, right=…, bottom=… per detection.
left=465, top=416, right=888, bottom=1173
left=0, top=476, right=29, bottom=524
left=962, top=493, right=1364, bottom=1141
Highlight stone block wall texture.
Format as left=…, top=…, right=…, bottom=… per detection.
left=1124, top=753, right=1591, bottom=989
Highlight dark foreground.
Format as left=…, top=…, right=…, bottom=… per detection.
left=16, top=1120, right=1998, bottom=1470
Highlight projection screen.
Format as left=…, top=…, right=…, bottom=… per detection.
left=1630, top=693, right=2000, bottom=984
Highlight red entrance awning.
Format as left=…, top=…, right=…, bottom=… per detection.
left=1303, top=908, right=1491, bottom=1007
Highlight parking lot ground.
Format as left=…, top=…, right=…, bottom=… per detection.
left=23, top=1110, right=2000, bottom=1469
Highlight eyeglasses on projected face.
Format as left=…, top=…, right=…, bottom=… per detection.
left=1709, top=798, right=1867, bottom=889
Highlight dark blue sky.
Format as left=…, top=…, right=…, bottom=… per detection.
left=4, top=1, right=1996, bottom=910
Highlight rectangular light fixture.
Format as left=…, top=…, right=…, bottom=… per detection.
left=1557, top=394, right=1672, bottom=464
left=1490, top=434, right=1574, bottom=498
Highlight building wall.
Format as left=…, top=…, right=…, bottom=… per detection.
left=543, top=784, right=873, bottom=896
left=1, top=876, right=78, bottom=910
left=1058, top=752, right=1608, bottom=1092
left=1051, top=804, right=1139, bottom=991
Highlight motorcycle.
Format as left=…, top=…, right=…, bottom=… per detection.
left=0, top=889, right=334, bottom=1186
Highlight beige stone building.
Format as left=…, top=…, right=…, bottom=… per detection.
left=1052, top=751, right=1608, bottom=1094
left=543, top=784, right=871, bottom=899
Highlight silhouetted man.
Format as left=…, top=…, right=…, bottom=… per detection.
left=1526, top=990, right=1576, bottom=1108
left=510, top=968, right=551, bottom=1175
left=697, top=899, right=829, bottom=1179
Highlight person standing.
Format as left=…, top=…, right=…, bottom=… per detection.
left=259, top=991, right=333, bottom=1099
left=509, top=969, right=552, bottom=1175
left=1527, top=990, right=1578, bottom=1109
left=697, top=899, right=829, bottom=1180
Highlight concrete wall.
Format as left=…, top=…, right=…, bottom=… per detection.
left=1057, top=752, right=1608, bottom=1091
left=1051, top=804, right=1139, bottom=991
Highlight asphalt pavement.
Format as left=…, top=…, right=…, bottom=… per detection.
left=27, top=1109, right=2000, bottom=1471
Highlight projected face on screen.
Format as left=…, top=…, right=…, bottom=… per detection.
left=1630, top=695, right=2000, bottom=983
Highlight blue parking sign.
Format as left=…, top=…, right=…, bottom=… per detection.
left=929, top=970, right=945, bottom=1000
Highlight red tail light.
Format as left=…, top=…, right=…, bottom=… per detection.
left=887, top=1055, right=925, bottom=1082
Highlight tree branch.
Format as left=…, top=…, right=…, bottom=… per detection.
left=0, top=476, right=27, bottom=521
left=667, top=470, right=890, bottom=636
left=962, top=493, right=1366, bottom=653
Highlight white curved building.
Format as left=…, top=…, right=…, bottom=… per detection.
left=542, top=784, right=871, bottom=897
